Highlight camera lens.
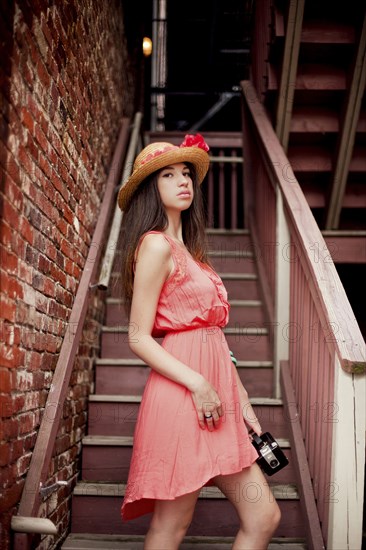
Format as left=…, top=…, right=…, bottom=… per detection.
left=270, top=459, right=279, bottom=468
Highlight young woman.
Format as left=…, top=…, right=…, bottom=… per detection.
left=117, top=134, right=281, bottom=549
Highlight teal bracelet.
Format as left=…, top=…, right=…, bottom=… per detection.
left=229, top=350, right=237, bottom=366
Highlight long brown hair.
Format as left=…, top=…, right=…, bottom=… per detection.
left=118, top=163, right=210, bottom=315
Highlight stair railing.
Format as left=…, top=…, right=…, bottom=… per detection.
left=11, top=117, right=132, bottom=549
left=241, top=80, right=365, bottom=549
left=98, top=111, right=143, bottom=289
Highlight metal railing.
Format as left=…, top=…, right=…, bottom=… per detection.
left=241, top=80, right=365, bottom=549
left=11, top=117, right=131, bottom=548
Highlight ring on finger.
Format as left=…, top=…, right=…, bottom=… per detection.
left=204, top=412, right=213, bottom=419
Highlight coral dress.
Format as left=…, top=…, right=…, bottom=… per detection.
left=121, top=231, right=258, bottom=521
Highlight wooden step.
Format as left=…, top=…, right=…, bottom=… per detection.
left=301, top=21, right=355, bottom=44
left=205, top=228, right=253, bottom=252
left=100, top=325, right=271, bottom=361
left=87, top=396, right=288, bottom=438
left=273, top=4, right=355, bottom=45
left=322, top=231, right=366, bottom=263
left=94, top=358, right=273, bottom=396
left=70, top=482, right=304, bottom=538
left=108, top=273, right=260, bottom=301
left=105, top=298, right=265, bottom=327
left=288, top=146, right=366, bottom=173
left=301, top=181, right=366, bottom=209
left=208, top=251, right=256, bottom=274
left=289, top=108, right=366, bottom=135
left=228, top=299, right=266, bottom=325
left=62, top=533, right=307, bottom=549
left=81, top=435, right=294, bottom=484
left=291, top=108, right=366, bottom=134
left=268, top=64, right=347, bottom=91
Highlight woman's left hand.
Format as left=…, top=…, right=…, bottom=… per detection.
left=189, top=375, right=223, bottom=431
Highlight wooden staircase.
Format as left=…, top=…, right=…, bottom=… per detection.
left=263, top=0, right=366, bottom=235
left=62, top=229, right=307, bottom=549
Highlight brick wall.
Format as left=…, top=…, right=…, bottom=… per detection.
left=0, top=0, right=134, bottom=548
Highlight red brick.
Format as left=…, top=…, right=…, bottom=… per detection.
left=0, top=442, right=10, bottom=467
left=57, top=286, right=73, bottom=308
left=0, top=220, right=13, bottom=247
left=26, top=133, right=40, bottom=162
left=17, top=260, right=33, bottom=285
left=0, top=247, right=18, bottom=274
left=17, top=147, right=34, bottom=178
left=0, top=417, right=18, bottom=440
left=0, top=369, right=12, bottom=393
left=48, top=125, right=63, bottom=155
left=51, top=168, right=68, bottom=201
left=20, top=106, right=34, bottom=133
left=38, top=253, right=50, bottom=274
left=43, top=277, right=55, bottom=297
left=22, top=430, right=38, bottom=452
left=26, top=350, right=42, bottom=371
left=2, top=197, right=20, bottom=228
left=34, top=122, right=49, bottom=154
left=0, top=479, right=24, bottom=513
left=3, top=172, right=23, bottom=209
left=0, top=345, right=25, bottom=369
left=10, top=231, right=26, bottom=260
left=37, top=150, right=52, bottom=181
left=0, top=463, right=17, bottom=490
left=10, top=438, right=24, bottom=462
left=19, top=216, right=34, bottom=245
left=37, top=60, right=51, bottom=90
left=0, top=297, right=16, bottom=322
left=26, top=93, right=42, bottom=122
left=0, top=271, right=22, bottom=299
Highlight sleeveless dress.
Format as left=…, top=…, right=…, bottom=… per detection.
left=121, top=231, right=258, bottom=521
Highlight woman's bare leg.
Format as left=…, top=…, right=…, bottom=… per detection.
left=214, top=463, right=281, bottom=550
left=144, top=488, right=201, bottom=550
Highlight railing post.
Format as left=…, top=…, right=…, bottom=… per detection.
left=273, top=188, right=290, bottom=398
left=327, top=357, right=366, bottom=550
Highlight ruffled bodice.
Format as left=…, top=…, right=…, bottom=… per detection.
left=136, top=231, right=230, bottom=336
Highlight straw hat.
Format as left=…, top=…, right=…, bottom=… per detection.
left=118, top=134, right=210, bottom=211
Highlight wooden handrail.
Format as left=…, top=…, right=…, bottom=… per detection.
left=13, top=118, right=131, bottom=531
left=241, top=80, right=365, bottom=374
left=98, top=112, right=143, bottom=289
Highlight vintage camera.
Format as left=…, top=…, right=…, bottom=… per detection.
left=250, top=431, right=289, bottom=476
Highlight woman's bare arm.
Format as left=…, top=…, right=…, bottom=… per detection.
left=128, top=233, right=222, bottom=429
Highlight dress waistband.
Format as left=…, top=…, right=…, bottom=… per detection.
left=162, top=325, right=224, bottom=336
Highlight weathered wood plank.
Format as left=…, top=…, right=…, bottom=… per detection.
left=326, top=357, right=366, bottom=549
left=62, top=533, right=308, bottom=550
left=290, top=108, right=366, bottom=133
left=301, top=22, right=355, bottom=44
left=275, top=0, right=305, bottom=151
left=268, top=64, right=347, bottom=91
left=281, top=361, right=325, bottom=550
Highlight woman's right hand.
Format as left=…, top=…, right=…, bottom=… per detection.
left=190, top=375, right=223, bottom=431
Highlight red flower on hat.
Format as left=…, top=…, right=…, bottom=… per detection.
left=180, top=133, right=210, bottom=152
